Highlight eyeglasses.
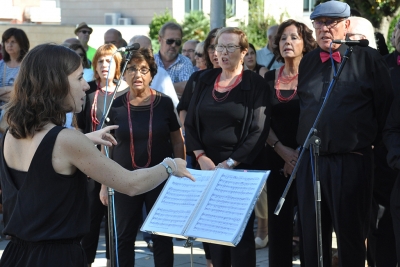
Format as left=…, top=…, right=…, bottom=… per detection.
left=79, top=30, right=91, bottom=35
left=182, top=49, right=195, bottom=53
left=195, top=52, right=203, bottom=57
left=164, top=38, right=182, bottom=46
left=215, top=44, right=241, bottom=53
left=126, top=66, right=151, bottom=75
left=207, top=45, right=216, bottom=52
left=312, top=18, right=345, bottom=29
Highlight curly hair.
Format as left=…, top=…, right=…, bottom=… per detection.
left=273, top=19, right=317, bottom=63
left=126, top=47, right=158, bottom=81
left=2, top=27, right=30, bottom=63
left=92, top=44, right=123, bottom=82
left=6, top=44, right=81, bottom=138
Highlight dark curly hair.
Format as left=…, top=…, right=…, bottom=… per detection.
left=273, top=19, right=317, bottom=63
left=126, top=48, right=158, bottom=80
left=2, top=27, right=30, bottom=63
left=6, top=44, right=81, bottom=138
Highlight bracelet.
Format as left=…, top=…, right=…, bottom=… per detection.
left=164, top=157, right=177, bottom=175
left=196, top=152, right=206, bottom=161
left=271, top=140, right=280, bottom=148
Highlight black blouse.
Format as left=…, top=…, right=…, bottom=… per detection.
left=185, top=68, right=271, bottom=167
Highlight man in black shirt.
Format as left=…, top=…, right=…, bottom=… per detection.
left=295, top=1, right=393, bottom=266
left=383, top=18, right=400, bottom=266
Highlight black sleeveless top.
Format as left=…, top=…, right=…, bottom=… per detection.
left=0, top=126, right=89, bottom=241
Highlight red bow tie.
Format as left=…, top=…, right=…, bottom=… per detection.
left=320, top=51, right=341, bottom=63
left=397, top=55, right=400, bottom=65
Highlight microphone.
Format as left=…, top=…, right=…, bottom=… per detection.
left=332, top=39, right=369, bottom=47
left=116, top=43, right=140, bottom=52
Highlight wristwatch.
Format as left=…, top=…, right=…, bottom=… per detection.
left=226, top=158, right=236, bottom=168
left=160, top=161, right=173, bottom=177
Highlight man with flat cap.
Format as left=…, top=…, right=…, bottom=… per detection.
left=75, top=22, right=96, bottom=62
left=295, top=1, right=393, bottom=266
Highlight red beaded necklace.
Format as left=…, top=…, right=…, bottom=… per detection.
left=126, top=89, right=154, bottom=169
left=91, top=81, right=114, bottom=131
left=275, top=65, right=298, bottom=103
left=212, top=72, right=243, bottom=102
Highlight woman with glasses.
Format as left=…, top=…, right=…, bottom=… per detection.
left=194, top=41, right=207, bottom=71
left=244, top=43, right=267, bottom=76
left=185, top=27, right=270, bottom=267
left=102, top=47, right=184, bottom=267
left=75, top=43, right=129, bottom=267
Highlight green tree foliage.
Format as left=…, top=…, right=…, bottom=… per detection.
left=238, top=0, right=276, bottom=50
left=148, top=9, right=177, bottom=52
left=181, top=11, right=210, bottom=42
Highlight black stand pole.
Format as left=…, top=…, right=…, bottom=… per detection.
left=274, top=46, right=354, bottom=267
left=96, top=50, right=136, bottom=267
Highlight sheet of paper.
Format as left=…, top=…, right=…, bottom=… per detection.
left=141, top=169, right=213, bottom=235
left=184, top=168, right=268, bottom=244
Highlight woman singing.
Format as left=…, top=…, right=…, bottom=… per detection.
left=100, top=47, right=185, bottom=267
left=264, top=19, right=316, bottom=267
left=185, top=27, right=270, bottom=267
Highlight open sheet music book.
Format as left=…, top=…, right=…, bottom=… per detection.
left=141, top=168, right=270, bottom=247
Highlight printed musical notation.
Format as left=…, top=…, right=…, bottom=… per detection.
left=185, top=170, right=267, bottom=243
left=141, top=168, right=270, bottom=246
left=142, top=169, right=213, bottom=235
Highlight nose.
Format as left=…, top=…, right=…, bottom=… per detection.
left=83, top=80, right=90, bottom=91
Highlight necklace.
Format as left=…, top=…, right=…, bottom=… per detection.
left=212, top=72, right=243, bottom=102
left=91, top=81, right=114, bottom=131
left=126, top=89, right=154, bottom=169
left=275, top=65, right=298, bottom=103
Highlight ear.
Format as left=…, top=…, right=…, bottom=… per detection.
left=344, top=19, right=350, bottom=36
left=158, top=35, right=162, bottom=44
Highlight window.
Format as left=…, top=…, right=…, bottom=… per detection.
left=185, top=0, right=202, bottom=13
left=226, top=0, right=236, bottom=16
left=304, top=0, right=316, bottom=12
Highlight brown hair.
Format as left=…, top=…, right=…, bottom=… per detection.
left=158, top=22, right=183, bottom=38
left=126, top=48, right=158, bottom=80
left=6, top=44, right=81, bottom=138
left=92, top=44, right=123, bottom=82
left=215, top=27, right=249, bottom=52
left=273, top=19, right=317, bottom=63
left=2, top=27, right=30, bottom=62
left=204, top=27, right=221, bottom=69
left=69, top=43, right=90, bottom=69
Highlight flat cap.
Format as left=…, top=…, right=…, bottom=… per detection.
left=310, top=1, right=350, bottom=20
left=74, top=22, right=93, bottom=35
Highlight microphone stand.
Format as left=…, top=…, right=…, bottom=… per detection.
left=96, top=51, right=135, bottom=267
left=274, top=46, right=354, bottom=267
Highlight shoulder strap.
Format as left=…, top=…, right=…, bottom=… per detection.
left=267, top=55, right=276, bottom=70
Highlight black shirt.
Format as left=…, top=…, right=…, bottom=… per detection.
left=76, top=81, right=129, bottom=134
left=185, top=68, right=271, bottom=166
left=108, top=91, right=181, bottom=170
left=296, top=45, right=393, bottom=154
left=264, top=70, right=300, bottom=170
left=384, top=50, right=400, bottom=99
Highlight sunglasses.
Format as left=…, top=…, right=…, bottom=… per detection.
left=79, top=30, right=91, bottom=35
left=195, top=52, right=203, bottom=57
left=165, top=38, right=182, bottom=46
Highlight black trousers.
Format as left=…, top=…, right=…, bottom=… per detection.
left=297, top=148, right=373, bottom=267
left=114, top=181, right=172, bottom=267
left=267, top=169, right=297, bottom=267
left=390, top=174, right=400, bottom=265
left=208, top=211, right=256, bottom=267
left=81, top=179, right=109, bottom=264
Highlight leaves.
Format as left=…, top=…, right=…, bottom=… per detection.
left=181, top=11, right=210, bottom=42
